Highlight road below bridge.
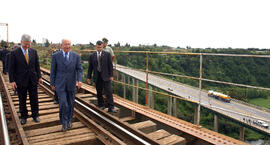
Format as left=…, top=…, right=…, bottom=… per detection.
left=116, top=64, right=270, bottom=135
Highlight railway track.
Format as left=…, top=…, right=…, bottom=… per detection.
left=0, top=64, right=248, bottom=145
left=0, top=66, right=161, bottom=145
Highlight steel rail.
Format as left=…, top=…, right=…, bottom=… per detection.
left=75, top=99, right=156, bottom=145
left=39, top=80, right=127, bottom=145
left=0, top=93, right=10, bottom=145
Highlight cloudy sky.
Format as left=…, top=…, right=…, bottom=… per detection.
left=0, top=0, right=270, bottom=48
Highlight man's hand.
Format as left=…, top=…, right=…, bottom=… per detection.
left=76, top=81, right=82, bottom=89
left=11, top=82, right=17, bottom=91
left=51, top=86, right=55, bottom=91
left=87, top=79, right=91, bottom=85
left=38, top=78, right=43, bottom=84
left=109, top=77, right=113, bottom=81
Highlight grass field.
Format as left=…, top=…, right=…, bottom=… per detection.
left=249, top=96, right=270, bottom=109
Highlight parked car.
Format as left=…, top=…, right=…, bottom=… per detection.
left=253, top=120, right=269, bottom=129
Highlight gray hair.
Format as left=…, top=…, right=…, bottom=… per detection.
left=21, top=34, right=31, bottom=42
left=61, top=39, right=71, bottom=44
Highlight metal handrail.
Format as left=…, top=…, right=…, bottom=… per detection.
left=116, top=65, right=270, bottom=91
left=80, top=49, right=270, bottom=58
left=0, top=93, right=10, bottom=145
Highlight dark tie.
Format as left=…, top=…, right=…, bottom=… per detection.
left=65, top=52, right=68, bottom=64
left=97, top=52, right=101, bottom=72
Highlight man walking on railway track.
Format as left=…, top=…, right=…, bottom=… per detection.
left=1, top=45, right=10, bottom=75
left=8, top=34, right=42, bottom=125
left=102, top=38, right=115, bottom=61
left=50, top=39, right=83, bottom=132
left=87, top=40, right=116, bottom=113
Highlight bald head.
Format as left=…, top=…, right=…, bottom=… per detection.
left=61, top=39, right=71, bottom=53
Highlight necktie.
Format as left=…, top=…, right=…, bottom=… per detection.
left=24, top=51, right=29, bottom=64
left=65, top=52, right=68, bottom=64
left=97, top=52, right=101, bottom=72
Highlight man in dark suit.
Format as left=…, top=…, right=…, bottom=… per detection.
left=7, top=46, right=19, bottom=95
left=4, top=51, right=10, bottom=74
left=1, top=46, right=10, bottom=74
left=87, top=40, right=116, bottom=113
left=0, top=47, right=2, bottom=61
left=9, top=34, right=42, bottom=125
left=50, top=39, right=83, bottom=132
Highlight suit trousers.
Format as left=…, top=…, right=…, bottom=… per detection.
left=17, top=81, right=39, bottom=119
left=57, top=90, right=75, bottom=125
left=2, top=60, right=6, bottom=73
left=95, top=72, right=114, bottom=109
left=54, top=90, right=58, bottom=101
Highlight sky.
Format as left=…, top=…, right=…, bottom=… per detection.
left=0, top=0, right=270, bottom=48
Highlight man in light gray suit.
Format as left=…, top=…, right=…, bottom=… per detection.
left=50, top=39, right=83, bottom=132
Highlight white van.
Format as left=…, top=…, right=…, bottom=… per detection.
left=254, top=120, right=269, bottom=129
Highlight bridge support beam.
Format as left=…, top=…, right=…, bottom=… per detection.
left=127, top=76, right=130, bottom=85
left=122, top=74, right=126, bottom=99
left=147, top=85, right=154, bottom=108
left=173, top=97, right=177, bottom=117
left=132, top=78, right=139, bottom=103
left=214, top=115, right=218, bottom=132
left=127, top=76, right=130, bottom=98
left=116, top=71, right=119, bottom=81
left=240, top=126, right=245, bottom=141
left=136, top=79, right=139, bottom=103
left=132, top=78, right=136, bottom=102
left=168, top=96, right=172, bottom=115
left=194, top=104, right=201, bottom=125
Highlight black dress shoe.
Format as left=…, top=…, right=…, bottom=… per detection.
left=21, top=118, right=27, bottom=125
left=99, top=106, right=105, bottom=110
left=108, top=108, right=117, bottom=113
left=33, top=117, right=40, bottom=123
left=62, top=124, right=68, bottom=132
left=67, top=121, right=72, bottom=129
left=54, top=100, right=59, bottom=104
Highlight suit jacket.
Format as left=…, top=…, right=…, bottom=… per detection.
left=4, top=52, right=11, bottom=73
left=0, top=48, right=3, bottom=61
left=1, top=48, right=10, bottom=73
left=50, top=50, right=83, bottom=91
left=87, top=50, right=113, bottom=82
left=8, top=47, right=41, bottom=86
